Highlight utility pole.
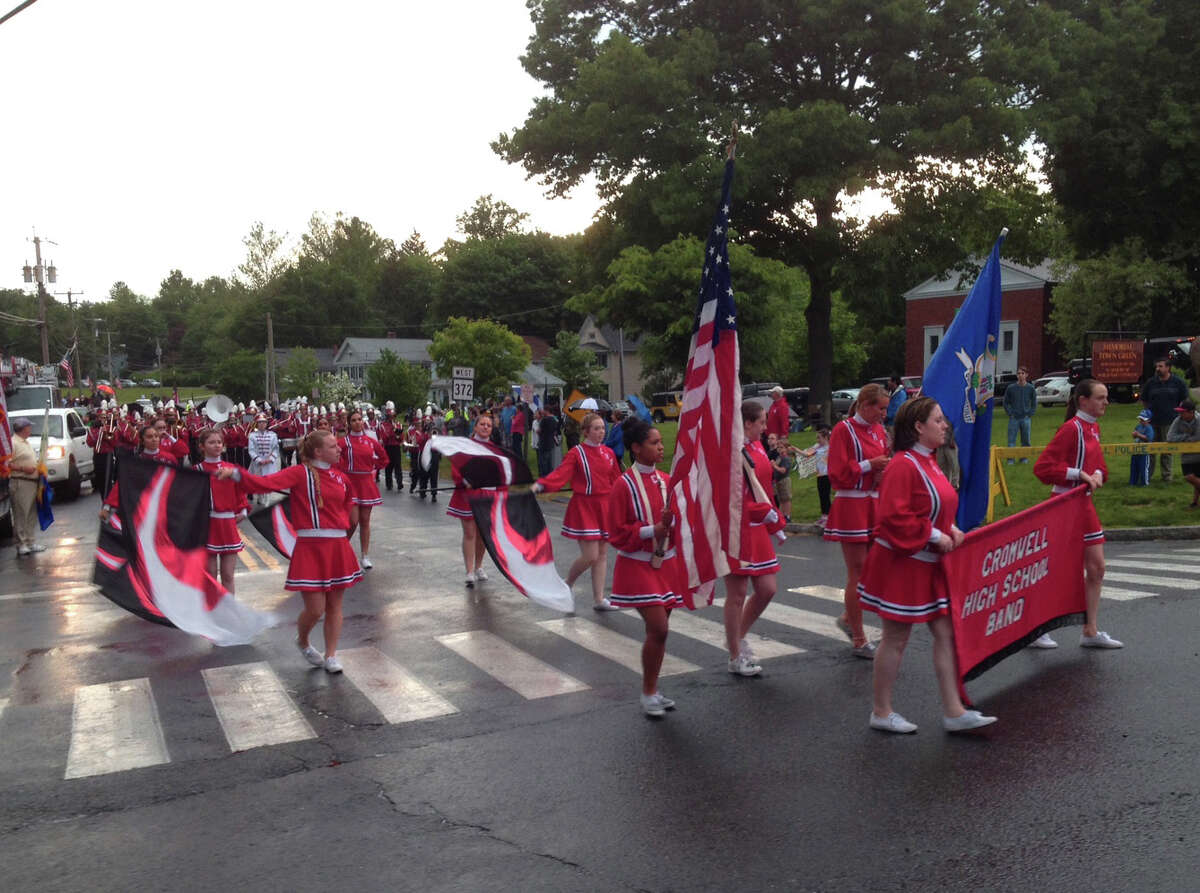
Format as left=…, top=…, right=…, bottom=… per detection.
left=107, top=330, right=115, bottom=385
left=55, top=289, right=84, bottom=385
left=265, top=312, right=276, bottom=404
left=21, top=233, right=58, bottom=366
left=617, top=326, right=626, bottom=400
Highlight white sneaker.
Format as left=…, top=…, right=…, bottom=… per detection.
left=17, top=546, right=31, bottom=556
left=728, top=654, right=762, bottom=677
left=640, top=693, right=666, bottom=717
left=297, top=641, right=324, bottom=667
left=1029, top=633, right=1058, bottom=649
left=1080, top=631, right=1123, bottom=649
left=28, top=543, right=46, bottom=553
left=323, top=655, right=343, bottom=673
left=869, top=712, right=918, bottom=734
left=361, top=556, right=373, bottom=569
left=592, top=598, right=619, bottom=612
left=738, top=637, right=756, bottom=662
left=653, top=692, right=675, bottom=710
left=943, top=709, right=998, bottom=732
left=464, top=572, right=476, bottom=588
left=474, top=568, right=488, bottom=582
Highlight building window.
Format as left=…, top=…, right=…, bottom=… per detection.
left=595, top=352, right=609, bottom=369
left=1003, top=329, right=1014, bottom=352
left=923, top=325, right=945, bottom=371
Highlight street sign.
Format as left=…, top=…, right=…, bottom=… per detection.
left=452, top=378, right=474, bottom=401
left=452, top=366, right=475, bottom=381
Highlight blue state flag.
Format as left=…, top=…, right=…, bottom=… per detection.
left=920, top=230, right=1007, bottom=531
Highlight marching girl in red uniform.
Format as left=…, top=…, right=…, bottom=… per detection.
left=98, top=425, right=179, bottom=521
left=858, top=397, right=996, bottom=734
left=723, top=401, right=787, bottom=676
left=824, top=381, right=891, bottom=659
left=606, top=417, right=685, bottom=717
left=196, top=428, right=248, bottom=592
left=339, top=409, right=389, bottom=569
left=218, top=429, right=362, bottom=673
left=531, top=412, right=621, bottom=612
left=1032, top=379, right=1122, bottom=649
left=446, top=413, right=498, bottom=587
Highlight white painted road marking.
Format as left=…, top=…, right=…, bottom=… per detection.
left=337, top=647, right=459, bottom=722
left=538, top=617, right=701, bottom=677
left=1102, top=587, right=1156, bottom=601
left=787, top=584, right=846, bottom=605
left=1103, top=572, right=1197, bottom=590
left=666, top=609, right=803, bottom=659
left=741, top=600, right=877, bottom=642
left=1106, top=559, right=1200, bottom=575
left=437, top=631, right=589, bottom=699
left=201, top=662, right=315, bottom=751
left=65, top=678, right=170, bottom=779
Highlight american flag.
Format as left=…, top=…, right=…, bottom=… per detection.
left=58, top=347, right=74, bottom=388
left=668, top=157, right=743, bottom=603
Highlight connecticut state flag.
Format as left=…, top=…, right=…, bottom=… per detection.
left=920, top=229, right=1007, bottom=531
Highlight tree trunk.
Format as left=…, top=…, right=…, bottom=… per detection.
left=806, top=269, right=834, bottom=426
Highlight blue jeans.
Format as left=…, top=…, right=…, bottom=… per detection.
left=1007, top=416, right=1031, bottom=448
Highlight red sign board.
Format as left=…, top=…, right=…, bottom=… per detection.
left=1091, top=340, right=1144, bottom=383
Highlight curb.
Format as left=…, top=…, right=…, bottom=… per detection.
left=783, top=522, right=1200, bottom=542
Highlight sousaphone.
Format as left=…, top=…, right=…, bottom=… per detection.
left=204, top=394, right=236, bottom=423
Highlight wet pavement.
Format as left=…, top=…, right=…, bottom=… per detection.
left=1, top=482, right=1198, bottom=891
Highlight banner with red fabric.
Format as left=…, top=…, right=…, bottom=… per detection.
left=945, top=488, right=1088, bottom=698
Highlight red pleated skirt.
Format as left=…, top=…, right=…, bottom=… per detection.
left=561, top=493, right=609, bottom=540
left=285, top=536, right=364, bottom=591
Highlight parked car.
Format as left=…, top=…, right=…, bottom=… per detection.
left=868, top=376, right=922, bottom=397
left=1035, top=376, right=1071, bottom=406
left=994, top=371, right=1019, bottom=400
left=23, top=408, right=95, bottom=500
left=741, top=381, right=782, bottom=398
left=831, top=387, right=861, bottom=417
left=116, top=378, right=135, bottom=388
left=142, top=378, right=161, bottom=387
left=649, top=391, right=683, bottom=423
left=744, top=395, right=801, bottom=430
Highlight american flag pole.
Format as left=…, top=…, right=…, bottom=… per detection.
left=668, top=130, right=744, bottom=603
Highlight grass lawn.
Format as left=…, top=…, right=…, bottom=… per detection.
left=651, top=401, right=1199, bottom=530
left=63, top=387, right=213, bottom=405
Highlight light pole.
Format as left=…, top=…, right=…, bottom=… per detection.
left=21, top=233, right=58, bottom=366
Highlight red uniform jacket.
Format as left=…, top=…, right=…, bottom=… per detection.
left=236, top=463, right=355, bottom=532
left=827, top=415, right=889, bottom=493
left=537, top=442, right=620, bottom=496
left=338, top=432, right=388, bottom=475
left=1033, top=413, right=1108, bottom=493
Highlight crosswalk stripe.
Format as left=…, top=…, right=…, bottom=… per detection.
left=201, top=662, right=315, bottom=751
left=337, top=647, right=459, bottom=722
left=729, top=599, right=877, bottom=642
left=1102, top=587, right=1156, bottom=601
left=0, top=585, right=97, bottom=602
left=1106, top=559, right=1200, bottom=575
left=1103, top=571, right=1197, bottom=590
left=666, top=609, right=803, bottom=659
left=1119, top=552, right=1200, bottom=563
left=0, top=697, right=8, bottom=720
left=65, top=678, right=170, bottom=779
left=436, top=631, right=589, bottom=699
left=787, top=585, right=846, bottom=605
left=537, top=617, right=701, bottom=677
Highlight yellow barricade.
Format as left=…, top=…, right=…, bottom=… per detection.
left=987, top=442, right=1200, bottom=522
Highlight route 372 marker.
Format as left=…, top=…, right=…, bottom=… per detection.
left=452, top=366, right=475, bottom=402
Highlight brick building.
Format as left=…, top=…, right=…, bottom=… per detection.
left=904, top=259, right=1062, bottom=378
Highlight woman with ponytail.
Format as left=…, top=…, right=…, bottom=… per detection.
left=218, top=429, right=363, bottom=673
left=1032, top=379, right=1122, bottom=649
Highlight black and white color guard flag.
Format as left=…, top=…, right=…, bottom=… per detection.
left=424, top=435, right=573, bottom=613
left=91, top=457, right=277, bottom=645
left=249, top=497, right=297, bottom=559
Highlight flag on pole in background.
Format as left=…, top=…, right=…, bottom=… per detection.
left=919, top=229, right=1008, bottom=531
left=668, top=156, right=744, bottom=603
left=58, top=347, right=74, bottom=388
left=0, top=385, right=11, bottom=481
left=35, top=403, right=54, bottom=531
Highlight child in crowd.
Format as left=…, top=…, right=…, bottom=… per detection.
left=765, top=431, right=797, bottom=523
left=801, top=425, right=832, bottom=527
left=1130, top=409, right=1153, bottom=487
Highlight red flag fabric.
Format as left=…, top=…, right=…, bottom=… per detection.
left=945, top=488, right=1087, bottom=700
left=668, top=158, right=743, bottom=603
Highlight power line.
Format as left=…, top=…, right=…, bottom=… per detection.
left=0, top=0, right=40, bottom=28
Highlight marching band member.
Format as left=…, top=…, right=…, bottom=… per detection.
left=446, top=413, right=498, bottom=586
left=87, top=400, right=119, bottom=494
left=824, top=382, right=891, bottom=659
left=225, top=405, right=249, bottom=466
left=99, top=425, right=179, bottom=522
left=217, top=429, right=362, bottom=674
left=606, top=417, right=685, bottom=717
left=380, top=402, right=405, bottom=492
left=270, top=409, right=296, bottom=468
left=153, top=416, right=191, bottom=463
left=1032, top=378, right=1122, bottom=649
left=858, top=396, right=996, bottom=734
left=406, top=410, right=424, bottom=494
left=723, top=400, right=788, bottom=677
left=197, top=427, right=249, bottom=593
left=339, top=409, right=389, bottom=568
left=531, top=411, right=620, bottom=611
left=247, top=414, right=281, bottom=502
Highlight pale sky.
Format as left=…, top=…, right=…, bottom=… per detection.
left=0, top=0, right=602, bottom=302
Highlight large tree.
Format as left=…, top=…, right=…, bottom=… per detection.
left=365, top=348, right=432, bottom=411
left=428, top=317, right=532, bottom=400
left=496, top=0, right=1033, bottom=420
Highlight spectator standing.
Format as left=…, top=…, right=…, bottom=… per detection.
left=806, top=425, right=832, bottom=527
left=766, top=385, right=791, bottom=439
left=1141, top=358, right=1189, bottom=481
left=538, top=410, right=561, bottom=477
left=1166, top=399, right=1200, bottom=508
left=884, top=374, right=908, bottom=427
left=7, top=417, right=45, bottom=557
left=1130, top=409, right=1154, bottom=487
left=499, top=397, right=516, bottom=449
left=510, top=402, right=526, bottom=456
left=1002, top=367, right=1037, bottom=462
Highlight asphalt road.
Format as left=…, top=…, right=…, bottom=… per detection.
left=1, top=478, right=1198, bottom=892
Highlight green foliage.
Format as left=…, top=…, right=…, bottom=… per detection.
left=237, top=222, right=290, bottom=290
left=454, top=195, right=529, bottom=242
left=428, top=317, right=532, bottom=399
left=279, top=347, right=320, bottom=398
left=365, top=348, right=432, bottom=411
left=212, top=349, right=265, bottom=398
left=497, top=0, right=1037, bottom=420
left=1048, top=241, right=1191, bottom=357
left=544, top=332, right=605, bottom=396
left=317, top=372, right=361, bottom=406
